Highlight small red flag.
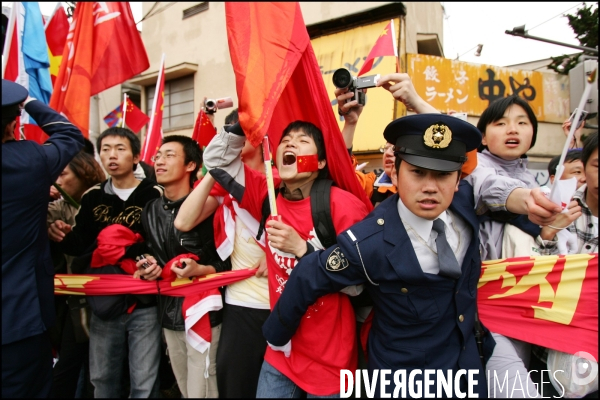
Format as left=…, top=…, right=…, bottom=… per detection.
left=124, top=98, right=150, bottom=133
left=191, top=109, right=216, bottom=147
left=357, top=20, right=398, bottom=77
left=296, top=155, right=319, bottom=173
left=141, top=55, right=165, bottom=165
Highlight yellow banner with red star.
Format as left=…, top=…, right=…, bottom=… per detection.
left=478, top=253, right=598, bottom=359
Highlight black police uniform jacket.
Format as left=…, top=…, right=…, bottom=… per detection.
left=263, top=181, right=491, bottom=397
left=141, top=195, right=231, bottom=330
left=2, top=100, right=84, bottom=345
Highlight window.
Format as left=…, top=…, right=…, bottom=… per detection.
left=183, top=2, right=208, bottom=20
left=146, top=75, right=194, bottom=132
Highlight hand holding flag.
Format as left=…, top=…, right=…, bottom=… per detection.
left=191, top=109, right=216, bottom=147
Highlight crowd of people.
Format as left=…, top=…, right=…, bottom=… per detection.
left=2, top=69, right=597, bottom=399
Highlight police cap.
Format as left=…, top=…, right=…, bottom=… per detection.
left=2, top=79, right=28, bottom=108
left=383, top=113, right=482, bottom=172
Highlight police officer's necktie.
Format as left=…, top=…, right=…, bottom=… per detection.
left=432, top=219, right=462, bottom=279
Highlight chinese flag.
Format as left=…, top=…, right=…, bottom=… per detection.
left=50, top=2, right=149, bottom=137
left=357, top=19, right=398, bottom=77
left=225, top=2, right=372, bottom=212
left=124, top=98, right=150, bottom=133
left=141, top=56, right=165, bottom=165
left=45, top=4, right=69, bottom=87
left=296, top=155, right=319, bottom=173
left=191, top=109, right=216, bottom=147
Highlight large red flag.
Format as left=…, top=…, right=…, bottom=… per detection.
left=225, top=2, right=372, bottom=212
left=191, top=109, right=216, bottom=147
left=50, top=2, right=149, bottom=137
left=141, top=55, right=165, bottom=165
left=357, top=19, right=398, bottom=77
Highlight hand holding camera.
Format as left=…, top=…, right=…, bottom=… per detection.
left=204, top=97, right=234, bottom=115
left=376, top=73, right=439, bottom=114
left=332, top=68, right=380, bottom=107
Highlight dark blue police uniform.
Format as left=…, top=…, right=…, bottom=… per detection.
left=2, top=80, right=84, bottom=397
left=263, top=114, right=494, bottom=398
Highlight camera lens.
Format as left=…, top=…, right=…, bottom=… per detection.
left=332, top=68, right=352, bottom=89
left=205, top=100, right=216, bottom=108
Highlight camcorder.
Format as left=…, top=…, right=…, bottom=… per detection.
left=332, top=68, right=380, bottom=106
left=204, top=97, right=234, bottom=114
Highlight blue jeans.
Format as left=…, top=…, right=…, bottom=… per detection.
left=256, top=360, right=340, bottom=398
left=89, top=306, right=161, bottom=398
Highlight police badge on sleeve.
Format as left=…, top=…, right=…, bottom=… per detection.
left=326, top=247, right=349, bottom=272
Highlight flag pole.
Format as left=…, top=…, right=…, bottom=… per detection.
left=390, top=18, right=400, bottom=73
left=121, top=93, right=128, bottom=128
left=549, top=68, right=596, bottom=201
left=2, top=5, right=17, bottom=78
left=262, top=136, right=278, bottom=217
left=143, top=53, right=166, bottom=157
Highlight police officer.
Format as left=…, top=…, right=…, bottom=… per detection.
left=263, top=113, right=490, bottom=397
left=2, top=79, right=84, bottom=397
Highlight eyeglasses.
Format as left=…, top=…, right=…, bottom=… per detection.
left=151, top=152, right=181, bottom=162
left=380, top=143, right=395, bottom=153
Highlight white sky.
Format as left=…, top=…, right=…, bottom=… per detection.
left=9, top=2, right=596, bottom=68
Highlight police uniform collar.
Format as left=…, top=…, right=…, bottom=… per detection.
left=397, top=196, right=449, bottom=241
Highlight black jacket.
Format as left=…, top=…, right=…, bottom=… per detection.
left=142, top=194, right=231, bottom=330
left=64, top=178, right=163, bottom=310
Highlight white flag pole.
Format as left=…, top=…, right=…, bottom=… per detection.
left=549, top=68, right=597, bottom=200
left=121, top=93, right=128, bottom=128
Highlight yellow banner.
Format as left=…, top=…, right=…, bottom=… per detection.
left=407, top=54, right=570, bottom=123
left=311, top=19, right=401, bottom=152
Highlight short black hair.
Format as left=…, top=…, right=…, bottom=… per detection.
left=581, top=131, right=598, bottom=167
left=225, top=109, right=239, bottom=125
left=547, top=149, right=582, bottom=176
left=161, top=135, right=203, bottom=187
left=477, top=95, right=538, bottom=152
left=83, top=138, right=95, bottom=155
left=280, top=120, right=328, bottom=179
left=96, top=127, right=141, bottom=157
left=2, top=104, right=21, bottom=135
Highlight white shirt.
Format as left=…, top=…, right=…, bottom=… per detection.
left=397, top=197, right=471, bottom=275
left=111, top=181, right=136, bottom=201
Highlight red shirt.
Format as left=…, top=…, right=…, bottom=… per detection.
left=239, top=167, right=369, bottom=395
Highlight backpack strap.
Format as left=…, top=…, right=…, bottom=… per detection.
left=310, top=179, right=336, bottom=249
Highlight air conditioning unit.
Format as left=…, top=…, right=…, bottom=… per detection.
left=569, top=59, right=598, bottom=116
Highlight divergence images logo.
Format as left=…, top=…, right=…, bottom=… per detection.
left=573, top=351, right=598, bottom=386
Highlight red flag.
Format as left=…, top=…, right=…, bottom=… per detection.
left=50, top=2, right=149, bottom=137
left=141, top=55, right=165, bottom=165
left=478, top=254, right=598, bottom=359
left=225, top=2, right=372, bottom=212
left=296, top=155, right=319, bottom=173
left=44, top=4, right=69, bottom=87
left=357, top=19, right=398, bottom=77
left=124, top=98, right=150, bottom=133
left=191, top=109, right=216, bottom=147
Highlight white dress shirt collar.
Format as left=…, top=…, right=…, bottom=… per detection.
left=397, top=197, right=450, bottom=241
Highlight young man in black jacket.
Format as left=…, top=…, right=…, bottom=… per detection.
left=135, top=135, right=231, bottom=398
left=48, top=127, right=163, bottom=398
